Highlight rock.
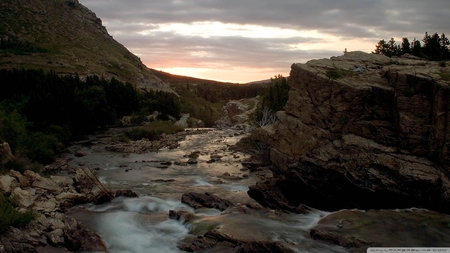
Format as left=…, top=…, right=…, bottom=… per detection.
left=10, top=170, right=30, bottom=187
left=0, top=142, right=15, bottom=164
left=32, top=176, right=63, bottom=195
left=73, top=168, right=113, bottom=204
left=215, top=98, right=259, bottom=127
left=236, top=241, right=296, bottom=253
left=114, top=189, right=138, bottom=198
left=10, top=187, right=36, bottom=208
left=168, top=210, right=196, bottom=222
left=62, top=216, right=107, bottom=252
left=74, top=150, right=87, bottom=157
left=181, top=192, right=234, bottom=211
left=0, top=174, right=18, bottom=194
left=187, top=158, right=198, bottom=164
left=310, top=209, right=450, bottom=252
left=249, top=51, right=450, bottom=214
left=180, top=230, right=241, bottom=253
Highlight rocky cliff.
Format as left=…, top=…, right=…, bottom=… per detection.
left=248, top=51, right=450, bottom=213
left=0, top=0, right=168, bottom=90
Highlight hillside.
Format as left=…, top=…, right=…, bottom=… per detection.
left=0, top=0, right=168, bottom=90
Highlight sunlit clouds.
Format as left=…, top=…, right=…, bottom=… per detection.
left=79, top=0, right=449, bottom=83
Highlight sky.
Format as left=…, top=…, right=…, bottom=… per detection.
left=79, top=0, right=449, bottom=83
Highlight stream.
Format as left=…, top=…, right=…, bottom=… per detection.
left=65, top=127, right=349, bottom=253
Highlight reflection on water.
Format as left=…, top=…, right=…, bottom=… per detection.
left=68, top=128, right=349, bottom=253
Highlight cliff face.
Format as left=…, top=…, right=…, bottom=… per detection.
left=0, top=0, right=168, bottom=90
left=249, top=51, right=450, bottom=213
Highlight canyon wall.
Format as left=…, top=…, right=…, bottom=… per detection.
left=248, top=51, right=450, bottom=213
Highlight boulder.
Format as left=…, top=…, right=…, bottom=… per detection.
left=181, top=192, right=234, bottom=211
left=249, top=52, right=450, bottom=213
left=0, top=174, right=17, bottom=194
left=310, top=209, right=450, bottom=252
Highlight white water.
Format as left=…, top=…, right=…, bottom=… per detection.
left=68, top=128, right=349, bottom=253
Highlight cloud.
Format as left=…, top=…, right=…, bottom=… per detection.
left=79, top=0, right=449, bottom=82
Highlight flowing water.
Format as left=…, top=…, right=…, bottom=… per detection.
left=66, top=128, right=349, bottom=253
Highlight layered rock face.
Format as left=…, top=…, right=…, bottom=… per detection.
left=249, top=52, right=450, bottom=213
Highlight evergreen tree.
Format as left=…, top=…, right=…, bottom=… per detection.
left=401, top=37, right=411, bottom=55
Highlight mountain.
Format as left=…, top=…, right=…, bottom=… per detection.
left=0, top=0, right=169, bottom=90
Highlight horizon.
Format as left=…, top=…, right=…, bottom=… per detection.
left=79, top=0, right=449, bottom=83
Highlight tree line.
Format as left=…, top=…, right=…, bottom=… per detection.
left=372, top=32, right=450, bottom=61
left=0, top=68, right=180, bottom=165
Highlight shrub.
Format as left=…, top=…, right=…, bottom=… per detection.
left=325, top=68, right=353, bottom=79
left=123, top=121, right=184, bottom=141
left=0, top=193, right=35, bottom=234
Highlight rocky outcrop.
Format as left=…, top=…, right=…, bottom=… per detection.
left=215, top=98, right=258, bottom=128
left=181, top=192, right=234, bottom=211
left=0, top=168, right=136, bottom=252
left=249, top=52, right=450, bottom=213
left=310, top=208, right=450, bottom=252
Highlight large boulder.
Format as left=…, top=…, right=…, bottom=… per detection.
left=181, top=192, right=234, bottom=211
left=249, top=52, right=450, bottom=213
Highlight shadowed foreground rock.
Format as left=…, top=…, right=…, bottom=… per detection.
left=249, top=52, right=450, bottom=214
left=180, top=230, right=295, bottom=253
left=310, top=209, right=450, bottom=252
left=181, top=192, right=234, bottom=211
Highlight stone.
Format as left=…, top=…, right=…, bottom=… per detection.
left=236, top=241, right=296, bottom=253
left=181, top=192, right=234, bottom=211
left=310, top=209, right=450, bottom=251
left=0, top=175, right=17, bottom=194
left=249, top=51, right=450, bottom=214
left=10, top=170, right=30, bottom=187
left=10, top=187, right=36, bottom=208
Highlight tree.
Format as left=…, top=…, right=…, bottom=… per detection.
left=410, top=38, right=422, bottom=57
left=373, top=39, right=388, bottom=55
left=401, top=37, right=411, bottom=55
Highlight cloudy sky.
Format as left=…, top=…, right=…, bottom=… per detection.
left=79, top=0, right=449, bottom=83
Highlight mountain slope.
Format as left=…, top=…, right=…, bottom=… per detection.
left=0, top=0, right=168, bottom=90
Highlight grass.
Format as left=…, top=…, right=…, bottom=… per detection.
left=123, top=121, right=184, bottom=141
left=439, top=70, right=450, bottom=81
left=0, top=193, right=35, bottom=234
left=326, top=68, right=353, bottom=79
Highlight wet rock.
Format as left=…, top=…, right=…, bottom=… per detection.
left=152, top=179, right=175, bottom=183
left=310, top=209, right=450, bottom=252
left=187, top=158, right=198, bottom=164
left=174, top=161, right=188, bottom=166
left=160, top=161, right=172, bottom=166
left=168, top=210, right=196, bottom=222
left=236, top=241, right=296, bottom=253
left=114, top=189, right=138, bottom=198
left=73, top=168, right=113, bottom=204
left=74, top=150, right=87, bottom=157
left=181, top=192, right=234, bottom=211
left=62, top=216, right=107, bottom=252
left=221, top=172, right=243, bottom=180
left=180, top=230, right=241, bottom=253
left=156, top=165, right=169, bottom=169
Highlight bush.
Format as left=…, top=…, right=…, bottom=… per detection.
left=123, top=121, right=184, bottom=141
left=325, top=68, right=353, bottom=79
left=0, top=193, right=35, bottom=234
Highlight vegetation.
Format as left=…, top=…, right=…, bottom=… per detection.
left=123, top=121, right=184, bottom=141
left=0, top=68, right=180, bottom=168
left=254, top=75, right=290, bottom=127
left=0, top=193, right=35, bottom=234
left=326, top=68, right=353, bottom=80
left=152, top=69, right=268, bottom=127
left=373, top=32, right=450, bottom=61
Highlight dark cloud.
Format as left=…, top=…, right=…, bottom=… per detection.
left=79, top=0, right=449, bottom=81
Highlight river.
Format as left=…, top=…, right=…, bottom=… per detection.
left=65, top=127, right=349, bottom=253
